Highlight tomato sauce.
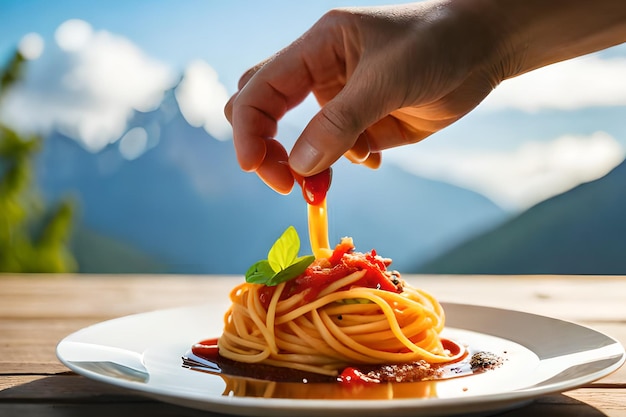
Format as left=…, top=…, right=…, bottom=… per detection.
left=294, top=168, right=332, bottom=206
left=337, top=338, right=467, bottom=385
left=186, top=337, right=492, bottom=388
left=257, top=239, right=402, bottom=310
left=191, top=338, right=219, bottom=361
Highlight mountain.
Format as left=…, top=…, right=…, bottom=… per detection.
left=327, top=162, right=507, bottom=272
left=418, top=159, right=626, bottom=274
left=36, top=88, right=508, bottom=274
left=37, top=91, right=305, bottom=274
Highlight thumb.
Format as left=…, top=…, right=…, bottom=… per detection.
left=289, top=82, right=387, bottom=176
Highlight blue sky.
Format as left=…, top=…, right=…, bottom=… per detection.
left=2, top=0, right=626, bottom=211
left=0, top=0, right=402, bottom=86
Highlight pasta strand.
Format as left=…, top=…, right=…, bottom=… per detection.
left=218, top=276, right=460, bottom=376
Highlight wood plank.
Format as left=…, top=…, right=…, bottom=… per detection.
left=2, top=275, right=625, bottom=321
left=0, top=375, right=133, bottom=399
left=2, top=275, right=624, bottom=328
left=0, top=275, right=234, bottom=319
left=1, top=274, right=624, bottom=316
left=1, top=275, right=625, bottom=416
left=0, top=275, right=626, bottom=321
left=418, top=275, right=626, bottom=322
left=566, top=388, right=626, bottom=417
left=0, top=403, right=223, bottom=417
left=0, top=318, right=109, bottom=374
left=1, top=375, right=625, bottom=417
left=0, top=375, right=45, bottom=391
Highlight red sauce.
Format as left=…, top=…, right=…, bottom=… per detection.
left=191, top=338, right=219, bottom=360
left=294, top=168, right=332, bottom=206
left=186, top=337, right=479, bottom=387
left=339, top=367, right=379, bottom=386
left=257, top=240, right=401, bottom=310
left=189, top=338, right=335, bottom=383
left=442, top=338, right=463, bottom=357
left=337, top=338, right=467, bottom=386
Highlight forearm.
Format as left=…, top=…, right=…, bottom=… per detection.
left=452, top=0, right=626, bottom=81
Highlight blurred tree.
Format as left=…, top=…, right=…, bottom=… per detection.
left=0, top=51, right=77, bottom=272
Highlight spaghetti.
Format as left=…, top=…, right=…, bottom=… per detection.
left=216, top=168, right=460, bottom=378
left=218, top=237, right=461, bottom=377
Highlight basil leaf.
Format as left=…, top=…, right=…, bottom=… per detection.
left=268, top=225, right=299, bottom=271
left=245, top=226, right=315, bottom=287
left=245, top=260, right=275, bottom=284
left=266, top=255, right=315, bottom=286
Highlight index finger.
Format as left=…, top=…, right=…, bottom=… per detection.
left=230, top=50, right=314, bottom=172
left=230, top=20, right=346, bottom=173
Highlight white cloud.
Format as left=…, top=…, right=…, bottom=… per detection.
left=481, top=55, right=626, bottom=112
left=55, top=19, right=92, bottom=52
left=174, top=60, right=231, bottom=141
left=18, top=33, right=44, bottom=60
left=388, top=131, right=625, bottom=211
left=0, top=20, right=176, bottom=152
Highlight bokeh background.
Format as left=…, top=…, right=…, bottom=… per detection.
left=1, top=0, right=626, bottom=275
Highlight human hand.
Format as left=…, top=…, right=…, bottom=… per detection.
left=224, top=0, right=626, bottom=194
left=224, top=1, right=503, bottom=193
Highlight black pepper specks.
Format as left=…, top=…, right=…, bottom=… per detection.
left=470, top=352, right=504, bottom=370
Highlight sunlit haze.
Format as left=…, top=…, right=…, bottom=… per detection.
left=388, top=131, right=625, bottom=211
left=481, top=55, right=626, bottom=112
left=1, top=19, right=176, bottom=152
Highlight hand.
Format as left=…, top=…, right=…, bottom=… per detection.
left=224, top=1, right=503, bottom=193
left=224, top=0, right=626, bottom=194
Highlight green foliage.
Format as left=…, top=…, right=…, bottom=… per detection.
left=245, top=226, right=315, bottom=286
left=70, top=226, right=168, bottom=274
left=0, top=50, right=77, bottom=273
left=0, top=51, right=25, bottom=91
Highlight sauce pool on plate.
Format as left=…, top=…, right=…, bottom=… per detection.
left=184, top=335, right=504, bottom=398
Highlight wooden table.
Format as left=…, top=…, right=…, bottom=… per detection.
left=1, top=274, right=625, bottom=416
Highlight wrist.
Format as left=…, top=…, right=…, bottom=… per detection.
left=461, top=0, right=626, bottom=80
left=424, top=0, right=511, bottom=87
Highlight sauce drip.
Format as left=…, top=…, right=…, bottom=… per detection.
left=307, top=201, right=332, bottom=259
left=295, top=168, right=333, bottom=259
left=299, top=168, right=332, bottom=206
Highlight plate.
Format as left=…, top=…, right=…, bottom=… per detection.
left=56, top=302, right=625, bottom=417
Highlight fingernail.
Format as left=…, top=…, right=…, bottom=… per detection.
left=290, top=142, right=322, bottom=175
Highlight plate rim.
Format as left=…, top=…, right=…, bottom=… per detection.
left=56, top=301, right=626, bottom=416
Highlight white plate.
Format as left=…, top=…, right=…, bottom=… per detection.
left=56, top=302, right=624, bottom=417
